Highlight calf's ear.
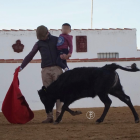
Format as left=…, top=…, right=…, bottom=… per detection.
left=42, top=86, right=47, bottom=92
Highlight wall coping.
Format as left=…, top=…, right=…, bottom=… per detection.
left=0, top=28, right=134, bottom=31
left=0, top=58, right=140, bottom=63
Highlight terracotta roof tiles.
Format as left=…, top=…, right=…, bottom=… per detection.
left=0, top=28, right=133, bottom=31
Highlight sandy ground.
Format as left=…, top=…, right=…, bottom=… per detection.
left=0, top=106, right=140, bottom=140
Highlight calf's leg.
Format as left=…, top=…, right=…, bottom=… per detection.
left=54, top=105, right=82, bottom=124
left=110, top=89, right=139, bottom=123
left=65, top=107, right=82, bottom=116
left=54, top=104, right=66, bottom=124
left=96, top=94, right=112, bottom=123
left=54, top=97, right=82, bottom=124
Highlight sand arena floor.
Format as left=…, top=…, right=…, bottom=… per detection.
left=0, top=106, right=140, bottom=140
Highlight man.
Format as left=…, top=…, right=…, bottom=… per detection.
left=19, top=25, right=69, bottom=123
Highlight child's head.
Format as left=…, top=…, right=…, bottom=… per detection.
left=61, top=23, right=71, bottom=34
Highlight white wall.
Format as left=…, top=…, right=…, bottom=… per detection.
left=0, top=61, right=140, bottom=111
left=0, top=29, right=140, bottom=59
left=0, top=29, right=140, bottom=111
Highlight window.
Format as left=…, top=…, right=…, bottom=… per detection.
left=97, top=53, right=119, bottom=59
left=76, top=36, right=87, bottom=52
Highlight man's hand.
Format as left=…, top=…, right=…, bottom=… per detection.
left=60, top=54, right=69, bottom=60
left=19, top=68, right=22, bottom=72
left=68, top=53, right=72, bottom=57
left=15, top=67, right=22, bottom=72
left=60, top=53, right=72, bottom=60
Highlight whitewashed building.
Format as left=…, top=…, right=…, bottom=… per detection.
left=0, top=28, right=140, bottom=110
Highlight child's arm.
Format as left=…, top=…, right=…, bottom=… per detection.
left=67, top=35, right=73, bottom=56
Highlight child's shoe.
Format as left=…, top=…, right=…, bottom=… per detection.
left=64, top=67, right=69, bottom=71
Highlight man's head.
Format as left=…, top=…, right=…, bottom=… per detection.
left=36, top=25, right=49, bottom=40
left=61, top=23, right=71, bottom=34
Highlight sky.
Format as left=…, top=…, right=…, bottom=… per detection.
left=0, top=0, right=140, bottom=48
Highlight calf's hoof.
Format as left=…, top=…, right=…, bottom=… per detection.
left=135, top=118, right=139, bottom=123
left=96, top=118, right=103, bottom=124
left=72, top=111, right=82, bottom=116
left=54, top=117, right=62, bottom=124
left=53, top=121, right=59, bottom=125
left=135, top=114, right=139, bottom=123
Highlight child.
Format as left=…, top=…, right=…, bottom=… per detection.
left=56, top=23, right=73, bottom=71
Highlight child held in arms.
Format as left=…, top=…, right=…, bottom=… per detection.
left=56, top=23, right=73, bottom=71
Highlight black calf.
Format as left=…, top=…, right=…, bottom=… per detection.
left=38, top=63, right=140, bottom=124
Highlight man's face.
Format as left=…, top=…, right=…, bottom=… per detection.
left=44, top=32, right=49, bottom=40
left=39, top=32, right=49, bottom=40
left=61, top=25, right=71, bottom=34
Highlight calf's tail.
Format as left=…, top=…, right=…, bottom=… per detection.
left=105, top=63, right=140, bottom=72
left=118, top=63, right=140, bottom=72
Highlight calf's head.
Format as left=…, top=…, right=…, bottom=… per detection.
left=38, top=86, right=56, bottom=113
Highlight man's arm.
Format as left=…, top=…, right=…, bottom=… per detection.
left=20, top=43, right=39, bottom=70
